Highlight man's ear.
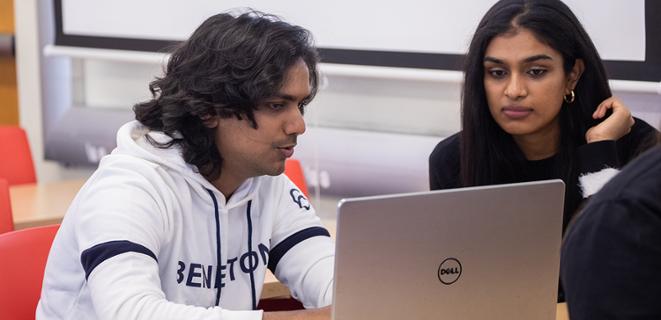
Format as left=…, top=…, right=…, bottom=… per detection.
left=200, top=114, right=218, bottom=128
left=566, top=58, right=585, bottom=93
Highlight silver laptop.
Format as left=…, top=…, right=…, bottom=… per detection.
left=331, top=179, right=565, bottom=320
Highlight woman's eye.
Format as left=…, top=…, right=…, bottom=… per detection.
left=487, top=69, right=507, bottom=78
left=298, top=103, right=307, bottom=115
left=527, top=68, right=547, bottom=77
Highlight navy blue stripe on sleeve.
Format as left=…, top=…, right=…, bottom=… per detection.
left=267, top=226, right=330, bottom=273
left=80, top=240, right=157, bottom=280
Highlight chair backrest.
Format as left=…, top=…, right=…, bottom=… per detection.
left=0, top=224, right=59, bottom=320
left=0, top=126, right=37, bottom=186
left=0, top=178, right=14, bottom=234
left=284, top=159, right=309, bottom=197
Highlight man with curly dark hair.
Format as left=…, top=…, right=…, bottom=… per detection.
left=37, top=10, right=333, bottom=320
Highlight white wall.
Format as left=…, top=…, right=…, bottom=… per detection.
left=15, top=0, right=661, bottom=193
left=15, top=0, right=92, bottom=182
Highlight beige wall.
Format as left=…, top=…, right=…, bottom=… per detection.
left=0, top=0, right=18, bottom=125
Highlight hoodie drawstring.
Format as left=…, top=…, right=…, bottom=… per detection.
left=246, top=200, right=257, bottom=310
left=206, top=189, right=223, bottom=306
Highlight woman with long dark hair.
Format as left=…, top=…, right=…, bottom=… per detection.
left=429, top=0, right=658, bottom=231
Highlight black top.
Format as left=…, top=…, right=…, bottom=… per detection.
left=429, top=118, right=658, bottom=231
left=560, top=146, right=661, bottom=319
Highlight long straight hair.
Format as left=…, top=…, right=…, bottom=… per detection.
left=460, top=0, right=611, bottom=186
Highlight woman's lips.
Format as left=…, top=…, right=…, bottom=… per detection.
left=502, top=106, right=533, bottom=119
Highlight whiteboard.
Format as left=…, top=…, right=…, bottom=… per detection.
left=61, top=0, right=646, bottom=60
left=53, top=0, right=661, bottom=81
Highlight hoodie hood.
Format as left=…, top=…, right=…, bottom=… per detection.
left=109, top=120, right=258, bottom=208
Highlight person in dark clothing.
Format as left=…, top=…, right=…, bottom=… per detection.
left=428, top=0, right=658, bottom=232
left=428, top=0, right=659, bottom=302
left=561, top=145, right=661, bottom=319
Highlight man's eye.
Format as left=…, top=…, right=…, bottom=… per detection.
left=269, top=103, right=285, bottom=111
left=298, top=103, right=307, bottom=115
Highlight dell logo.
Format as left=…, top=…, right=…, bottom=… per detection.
left=438, top=257, right=462, bottom=285
left=439, top=267, right=459, bottom=275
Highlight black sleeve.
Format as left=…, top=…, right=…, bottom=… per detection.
left=617, top=117, right=660, bottom=164
left=576, top=140, right=619, bottom=175
left=576, top=118, right=659, bottom=176
left=428, top=133, right=461, bottom=190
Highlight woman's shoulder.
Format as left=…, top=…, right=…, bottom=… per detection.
left=429, top=132, right=461, bottom=165
left=429, top=132, right=462, bottom=190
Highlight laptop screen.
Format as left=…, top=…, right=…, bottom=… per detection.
left=332, top=180, right=564, bottom=320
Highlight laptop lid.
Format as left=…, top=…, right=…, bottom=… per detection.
left=331, top=179, right=565, bottom=320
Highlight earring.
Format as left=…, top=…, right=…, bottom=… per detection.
left=564, top=90, right=575, bottom=104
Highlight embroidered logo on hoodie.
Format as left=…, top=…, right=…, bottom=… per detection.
left=289, top=188, right=310, bottom=210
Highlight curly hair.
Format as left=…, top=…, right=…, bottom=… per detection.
left=134, top=10, right=319, bottom=180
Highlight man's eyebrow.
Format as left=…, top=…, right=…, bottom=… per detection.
left=484, top=54, right=553, bottom=64
left=273, top=94, right=296, bottom=101
left=267, top=93, right=311, bottom=102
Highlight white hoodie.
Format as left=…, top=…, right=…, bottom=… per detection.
left=37, top=121, right=334, bottom=320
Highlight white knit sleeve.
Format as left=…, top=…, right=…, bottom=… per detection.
left=579, top=167, right=620, bottom=198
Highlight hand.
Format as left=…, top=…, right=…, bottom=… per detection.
left=263, top=306, right=331, bottom=320
left=585, top=96, right=635, bottom=143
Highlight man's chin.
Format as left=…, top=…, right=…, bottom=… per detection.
left=263, top=164, right=286, bottom=177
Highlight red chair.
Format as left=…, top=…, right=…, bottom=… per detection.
left=0, top=179, right=14, bottom=234
left=0, top=224, right=59, bottom=320
left=284, top=159, right=309, bottom=197
left=0, top=126, right=37, bottom=186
